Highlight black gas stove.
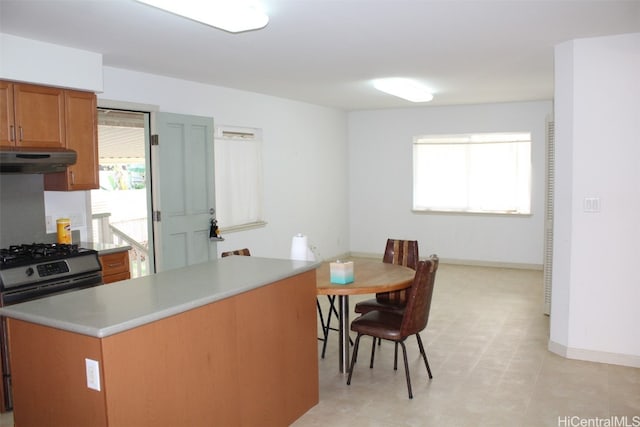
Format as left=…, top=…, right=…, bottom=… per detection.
left=0, top=242, right=103, bottom=410
left=0, top=243, right=102, bottom=295
left=1, top=243, right=87, bottom=267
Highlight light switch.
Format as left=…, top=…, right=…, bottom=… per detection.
left=583, top=197, right=601, bottom=213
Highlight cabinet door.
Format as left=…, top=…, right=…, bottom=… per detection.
left=100, top=251, right=131, bottom=284
left=45, top=90, right=99, bottom=190
left=0, top=81, right=15, bottom=147
left=65, top=90, right=99, bottom=190
left=13, top=83, right=65, bottom=148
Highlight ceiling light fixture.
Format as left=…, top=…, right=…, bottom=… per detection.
left=373, top=78, right=434, bottom=103
left=135, top=0, right=269, bottom=33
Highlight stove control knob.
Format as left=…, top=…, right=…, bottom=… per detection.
left=25, top=267, right=34, bottom=277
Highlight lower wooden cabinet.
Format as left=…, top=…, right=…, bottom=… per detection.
left=100, top=251, right=131, bottom=284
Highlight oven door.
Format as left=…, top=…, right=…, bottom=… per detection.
left=0, top=272, right=103, bottom=306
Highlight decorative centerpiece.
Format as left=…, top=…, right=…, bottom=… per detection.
left=330, top=260, right=354, bottom=284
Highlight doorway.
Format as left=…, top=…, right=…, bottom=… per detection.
left=91, top=109, right=155, bottom=277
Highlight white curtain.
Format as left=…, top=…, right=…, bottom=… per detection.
left=214, top=132, right=263, bottom=228
left=413, top=132, right=531, bottom=214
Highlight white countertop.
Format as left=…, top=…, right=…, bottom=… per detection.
left=81, top=241, right=132, bottom=255
left=0, top=256, right=319, bottom=338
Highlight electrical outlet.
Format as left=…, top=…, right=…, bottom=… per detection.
left=85, top=358, right=101, bottom=391
left=45, top=216, right=54, bottom=232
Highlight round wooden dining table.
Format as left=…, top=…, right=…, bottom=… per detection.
left=316, top=259, right=415, bottom=373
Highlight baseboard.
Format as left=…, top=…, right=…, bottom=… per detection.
left=345, top=252, right=379, bottom=260
left=440, top=258, right=542, bottom=270
left=321, top=252, right=352, bottom=262
left=347, top=252, right=542, bottom=270
left=548, top=340, right=640, bottom=368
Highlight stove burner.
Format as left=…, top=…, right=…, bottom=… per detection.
left=0, top=243, right=80, bottom=268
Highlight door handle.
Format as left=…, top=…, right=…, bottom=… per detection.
left=209, top=217, right=220, bottom=239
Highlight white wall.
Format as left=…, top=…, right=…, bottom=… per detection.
left=1, top=33, right=102, bottom=245
left=0, top=33, right=103, bottom=91
left=98, top=67, right=350, bottom=261
left=43, top=191, right=92, bottom=242
left=348, top=101, right=552, bottom=266
left=550, top=33, right=640, bottom=367
left=1, top=31, right=350, bottom=260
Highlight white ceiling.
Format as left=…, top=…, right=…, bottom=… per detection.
left=1, top=0, right=639, bottom=111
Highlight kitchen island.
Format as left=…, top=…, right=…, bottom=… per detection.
left=0, top=256, right=320, bottom=427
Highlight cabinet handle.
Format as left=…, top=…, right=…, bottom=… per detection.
left=18, top=126, right=23, bottom=141
left=9, top=125, right=15, bottom=142
left=107, top=263, right=123, bottom=268
left=70, top=170, right=75, bottom=185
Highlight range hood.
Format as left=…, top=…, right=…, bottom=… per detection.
left=0, top=147, right=77, bottom=174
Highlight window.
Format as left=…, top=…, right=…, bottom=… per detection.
left=413, top=132, right=531, bottom=214
left=214, top=126, right=265, bottom=231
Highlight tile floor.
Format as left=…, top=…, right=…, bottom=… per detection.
left=0, top=263, right=637, bottom=426
left=295, top=263, right=640, bottom=427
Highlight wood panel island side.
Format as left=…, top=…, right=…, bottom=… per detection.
left=0, top=256, right=320, bottom=427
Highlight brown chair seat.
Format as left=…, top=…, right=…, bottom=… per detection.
left=346, top=311, right=405, bottom=341
left=353, top=299, right=405, bottom=315
left=221, top=248, right=251, bottom=257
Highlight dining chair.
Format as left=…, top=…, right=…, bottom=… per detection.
left=221, top=248, right=251, bottom=257
left=354, top=239, right=419, bottom=351
left=353, top=239, right=419, bottom=316
left=347, top=255, right=439, bottom=399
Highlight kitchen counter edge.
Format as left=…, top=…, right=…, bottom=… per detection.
left=0, top=257, right=319, bottom=339
left=81, top=241, right=132, bottom=255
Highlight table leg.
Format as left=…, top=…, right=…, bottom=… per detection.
left=338, top=295, right=350, bottom=374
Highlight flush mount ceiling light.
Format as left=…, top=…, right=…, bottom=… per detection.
left=135, top=0, right=269, bottom=33
left=373, top=78, right=434, bottom=103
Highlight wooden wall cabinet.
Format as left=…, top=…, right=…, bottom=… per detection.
left=0, top=81, right=65, bottom=148
left=44, top=89, right=99, bottom=190
left=1, top=80, right=99, bottom=191
left=0, top=81, right=15, bottom=147
left=100, top=251, right=131, bottom=284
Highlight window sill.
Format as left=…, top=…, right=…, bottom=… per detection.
left=412, top=209, right=531, bottom=217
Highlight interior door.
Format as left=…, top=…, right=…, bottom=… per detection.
left=152, top=112, right=217, bottom=272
